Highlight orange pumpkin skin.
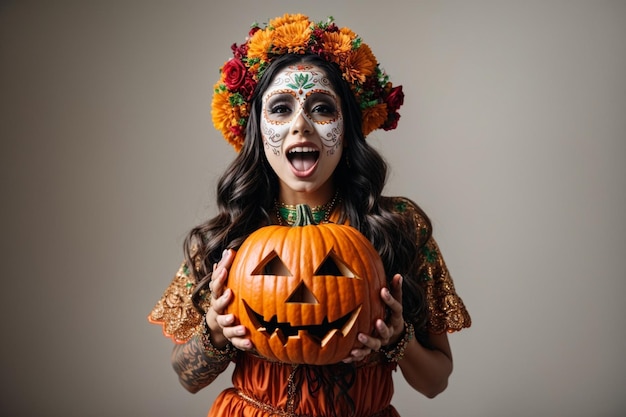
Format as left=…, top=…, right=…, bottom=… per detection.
left=226, top=209, right=387, bottom=365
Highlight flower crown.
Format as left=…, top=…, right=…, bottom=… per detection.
left=211, top=13, right=405, bottom=151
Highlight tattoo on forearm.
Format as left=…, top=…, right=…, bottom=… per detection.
left=171, top=335, right=231, bottom=393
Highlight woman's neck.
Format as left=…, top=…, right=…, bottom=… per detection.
left=276, top=182, right=336, bottom=207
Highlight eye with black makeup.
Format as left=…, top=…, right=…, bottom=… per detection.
left=266, top=93, right=297, bottom=116
left=306, top=93, right=338, bottom=118
left=267, top=99, right=294, bottom=115
left=269, top=104, right=292, bottom=115
left=310, top=103, right=336, bottom=115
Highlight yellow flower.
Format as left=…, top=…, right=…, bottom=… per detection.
left=272, top=20, right=311, bottom=54
left=269, top=13, right=310, bottom=29
left=341, top=43, right=377, bottom=84
left=362, top=103, right=387, bottom=137
left=247, top=29, right=274, bottom=62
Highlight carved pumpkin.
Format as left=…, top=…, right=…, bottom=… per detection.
left=226, top=204, right=387, bottom=365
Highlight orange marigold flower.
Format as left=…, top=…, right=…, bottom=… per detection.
left=211, top=92, right=241, bottom=134
left=341, top=43, right=377, bottom=83
left=272, top=20, right=311, bottom=54
left=227, top=129, right=244, bottom=152
left=339, top=27, right=357, bottom=39
left=247, top=29, right=274, bottom=62
left=211, top=88, right=232, bottom=129
left=212, top=88, right=246, bottom=150
left=269, top=13, right=310, bottom=29
left=321, top=31, right=353, bottom=61
left=362, top=103, right=388, bottom=137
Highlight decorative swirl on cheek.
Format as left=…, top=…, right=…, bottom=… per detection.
left=318, top=117, right=344, bottom=155
left=261, top=123, right=283, bottom=155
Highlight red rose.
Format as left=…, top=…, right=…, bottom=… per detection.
left=385, top=85, right=404, bottom=112
left=240, top=76, right=257, bottom=100
left=223, top=58, right=247, bottom=91
left=383, top=112, right=400, bottom=131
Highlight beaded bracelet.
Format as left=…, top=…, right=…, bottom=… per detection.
left=198, top=316, right=237, bottom=362
left=381, top=322, right=415, bottom=363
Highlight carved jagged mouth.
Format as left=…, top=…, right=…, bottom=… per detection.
left=243, top=300, right=361, bottom=346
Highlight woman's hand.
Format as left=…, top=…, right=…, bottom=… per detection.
left=205, top=249, right=253, bottom=351
left=343, top=274, right=406, bottom=363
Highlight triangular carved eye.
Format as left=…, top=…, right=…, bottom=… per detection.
left=252, top=251, right=293, bottom=276
left=314, top=250, right=356, bottom=278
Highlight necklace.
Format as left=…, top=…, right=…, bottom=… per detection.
left=275, top=190, right=340, bottom=226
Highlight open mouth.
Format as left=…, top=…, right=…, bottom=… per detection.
left=243, top=300, right=361, bottom=346
left=287, top=146, right=320, bottom=173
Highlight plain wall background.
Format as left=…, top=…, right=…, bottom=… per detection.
left=1, top=1, right=625, bottom=416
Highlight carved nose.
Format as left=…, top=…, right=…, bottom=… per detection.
left=286, top=281, right=319, bottom=304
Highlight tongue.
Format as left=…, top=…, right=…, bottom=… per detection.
left=291, top=153, right=317, bottom=172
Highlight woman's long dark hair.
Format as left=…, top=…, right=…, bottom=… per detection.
left=186, top=53, right=431, bottom=332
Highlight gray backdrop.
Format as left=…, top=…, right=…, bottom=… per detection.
left=1, top=1, right=625, bottom=416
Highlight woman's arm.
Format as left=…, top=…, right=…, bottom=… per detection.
left=170, top=333, right=231, bottom=394
left=397, top=331, right=452, bottom=398
left=347, top=274, right=454, bottom=398
left=170, top=248, right=254, bottom=393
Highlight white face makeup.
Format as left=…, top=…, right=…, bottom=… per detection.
left=261, top=64, right=344, bottom=155
left=260, top=64, right=345, bottom=201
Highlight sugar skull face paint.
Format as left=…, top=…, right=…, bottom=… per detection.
left=261, top=65, right=344, bottom=155
left=260, top=64, right=344, bottom=198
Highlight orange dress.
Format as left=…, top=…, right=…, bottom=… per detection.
left=149, top=197, right=471, bottom=417
left=210, top=352, right=398, bottom=417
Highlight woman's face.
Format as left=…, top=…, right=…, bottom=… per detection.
left=261, top=64, right=344, bottom=202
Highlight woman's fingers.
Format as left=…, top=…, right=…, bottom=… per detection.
left=379, top=274, right=405, bottom=346
left=210, top=287, right=232, bottom=314
left=221, top=323, right=253, bottom=351
left=383, top=274, right=403, bottom=313
left=343, top=274, right=406, bottom=363
left=211, top=249, right=235, bottom=300
left=217, top=313, right=252, bottom=351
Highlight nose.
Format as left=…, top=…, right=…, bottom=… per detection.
left=290, top=109, right=313, bottom=136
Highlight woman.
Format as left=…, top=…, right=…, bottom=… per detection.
left=149, top=14, right=470, bottom=417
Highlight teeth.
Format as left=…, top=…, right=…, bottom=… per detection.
left=288, top=146, right=317, bottom=153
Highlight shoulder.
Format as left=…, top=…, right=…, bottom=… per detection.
left=381, top=196, right=432, bottom=247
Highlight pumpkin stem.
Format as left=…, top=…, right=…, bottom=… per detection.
left=293, top=204, right=318, bottom=226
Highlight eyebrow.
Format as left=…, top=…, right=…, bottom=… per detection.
left=265, top=89, right=298, bottom=99
left=304, top=90, right=337, bottom=100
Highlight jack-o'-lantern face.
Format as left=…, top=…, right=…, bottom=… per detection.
left=226, top=205, right=387, bottom=365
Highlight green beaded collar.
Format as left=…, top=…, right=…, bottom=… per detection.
left=274, top=191, right=340, bottom=226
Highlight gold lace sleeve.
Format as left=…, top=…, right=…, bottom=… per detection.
left=390, top=196, right=471, bottom=334
left=147, top=261, right=211, bottom=344
left=418, top=237, right=471, bottom=333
